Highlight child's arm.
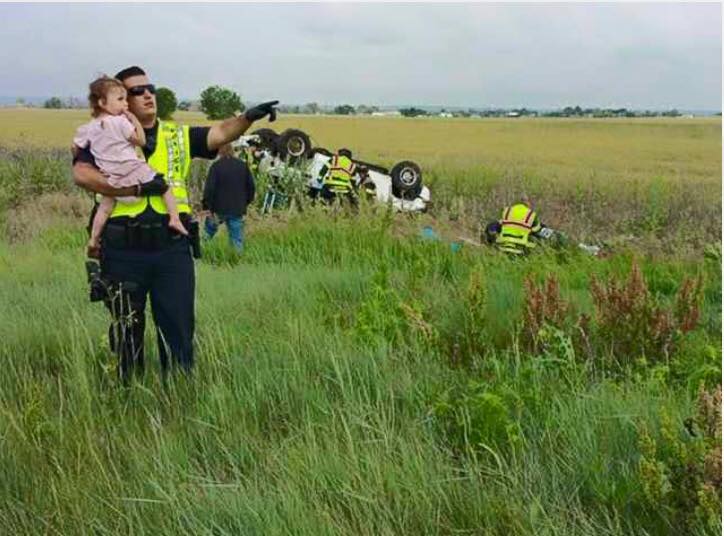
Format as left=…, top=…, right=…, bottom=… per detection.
left=124, top=111, right=146, bottom=147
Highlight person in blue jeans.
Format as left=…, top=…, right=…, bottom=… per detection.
left=202, top=143, right=256, bottom=251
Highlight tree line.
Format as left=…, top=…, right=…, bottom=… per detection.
left=40, top=88, right=697, bottom=119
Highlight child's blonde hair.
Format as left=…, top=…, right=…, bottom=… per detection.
left=88, top=76, right=125, bottom=117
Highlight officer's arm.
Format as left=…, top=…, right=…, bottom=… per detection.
left=72, top=162, right=137, bottom=197
left=206, top=116, right=252, bottom=152
left=530, top=215, right=543, bottom=235
left=206, top=101, right=279, bottom=151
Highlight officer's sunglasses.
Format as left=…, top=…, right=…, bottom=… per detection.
left=127, top=84, right=156, bottom=97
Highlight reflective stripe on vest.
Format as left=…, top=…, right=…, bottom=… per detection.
left=110, top=120, right=192, bottom=218
left=324, top=155, right=356, bottom=191
left=496, top=204, right=537, bottom=252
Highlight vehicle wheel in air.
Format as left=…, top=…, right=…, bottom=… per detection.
left=276, top=129, right=312, bottom=164
left=390, top=160, right=423, bottom=200
left=251, top=128, right=279, bottom=152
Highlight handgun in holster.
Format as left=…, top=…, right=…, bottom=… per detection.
left=188, top=219, right=202, bottom=259
left=85, top=259, right=108, bottom=302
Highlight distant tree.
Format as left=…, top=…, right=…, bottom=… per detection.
left=155, top=87, right=177, bottom=120
left=302, top=102, right=320, bottom=114
left=200, top=85, right=244, bottom=120
left=66, top=96, right=84, bottom=109
left=356, top=104, right=379, bottom=115
left=399, top=107, right=428, bottom=117
left=177, top=100, right=192, bottom=111
left=44, top=97, right=63, bottom=109
left=334, top=104, right=355, bottom=115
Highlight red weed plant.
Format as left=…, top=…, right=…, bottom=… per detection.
left=523, top=274, right=570, bottom=352
left=590, top=260, right=703, bottom=365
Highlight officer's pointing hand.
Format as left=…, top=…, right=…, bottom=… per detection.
left=245, top=100, right=279, bottom=123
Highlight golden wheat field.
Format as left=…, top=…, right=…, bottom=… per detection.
left=1, top=108, right=720, bottom=185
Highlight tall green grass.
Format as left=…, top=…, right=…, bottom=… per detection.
left=0, top=124, right=720, bottom=534
left=0, top=201, right=720, bottom=534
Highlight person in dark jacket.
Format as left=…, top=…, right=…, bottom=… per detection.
left=202, top=143, right=256, bottom=251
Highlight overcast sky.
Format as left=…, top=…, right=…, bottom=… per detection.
left=0, top=2, right=721, bottom=109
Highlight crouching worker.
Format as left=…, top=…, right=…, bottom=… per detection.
left=484, top=200, right=559, bottom=255
left=320, top=148, right=358, bottom=207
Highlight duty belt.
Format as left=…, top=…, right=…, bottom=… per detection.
left=102, top=220, right=186, bottom=251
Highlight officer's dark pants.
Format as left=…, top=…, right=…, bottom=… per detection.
left=101, top=238, right=195, bottom=380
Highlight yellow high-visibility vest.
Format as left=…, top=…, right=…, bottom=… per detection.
left=496, top=203, right=541, bottom=255
left=110, top=120, right=192, bottom=218
left=323, top=154, right=356, bottom=193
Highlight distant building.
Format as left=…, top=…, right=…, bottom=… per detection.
left=439, top=112, right=453, bottom=118
left=371, top=111, right=401, bottom=117
left=506, top=111, right=520, bottom=118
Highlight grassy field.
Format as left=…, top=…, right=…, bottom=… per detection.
left=2, top=108, right=720, bottom=253
left=0, top=110, right=721, bottom=534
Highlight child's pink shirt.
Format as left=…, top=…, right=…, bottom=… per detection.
left=73, top=115, right=155, bottom=188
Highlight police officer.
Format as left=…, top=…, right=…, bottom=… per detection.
left=73, top=65, right=278, bottom=381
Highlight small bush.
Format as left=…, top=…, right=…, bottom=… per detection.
left=523, top=274, right=570, bottom=353
left=590, top=260, right=702, bottom=366
left=353, top=264, right=407, bottom=345
left=637, top=384, right=721, bottom=532
left=431, top=380, right=522, bottom=456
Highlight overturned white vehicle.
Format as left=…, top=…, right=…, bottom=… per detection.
left=233, top=128, right=431, bottom=212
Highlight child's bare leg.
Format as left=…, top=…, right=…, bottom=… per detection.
left=162, top=189, right=188, bottom=235
left=88, top=196, right=114, bottom=258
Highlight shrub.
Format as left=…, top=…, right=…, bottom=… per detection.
left=431, top=380, right=521, bottom=456
left=435, top=266, right=489, bottom=367
left=0, top=148, right=73, bottom=210
left=590, top=260, right=702, bottom=366
left=353, top=264, right=407, bottom=345
left=523, top=274, right=570, bottom=353
left=637, top=384, right=721, bottom=531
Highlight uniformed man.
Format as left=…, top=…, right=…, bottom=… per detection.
left=73, top=65, right=278, bottom=381
left=320, top=148, right=358, bottom=205
left=484, top=201, right=547, bottom=255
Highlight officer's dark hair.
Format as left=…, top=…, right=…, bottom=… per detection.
left=115, top=66, right=146, bottom=82
left=338, top=148, right=352, bottom=158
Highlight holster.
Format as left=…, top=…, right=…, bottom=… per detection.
left=188, top=219, right=202, bottom=259
left=102, top=217, right=193, bottom=254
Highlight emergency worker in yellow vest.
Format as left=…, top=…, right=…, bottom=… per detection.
left=321, top=148, right=358, bottom=205
left=73, top=65, right=278, bottom=381
left=484, top=201, right=545, bottom=255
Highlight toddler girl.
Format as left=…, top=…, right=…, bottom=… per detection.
left=73, top=76, right=186, bottom=257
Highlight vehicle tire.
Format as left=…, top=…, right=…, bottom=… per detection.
left=276, top=129, right=312, bottom=163
left=390, top=161, right=423, bottom=200
left=251, top=128, right=279, bottom=152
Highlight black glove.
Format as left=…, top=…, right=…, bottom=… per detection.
left=245, top=100, right=279, bottom=123
left=137, top=176, right=169, bottom=196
